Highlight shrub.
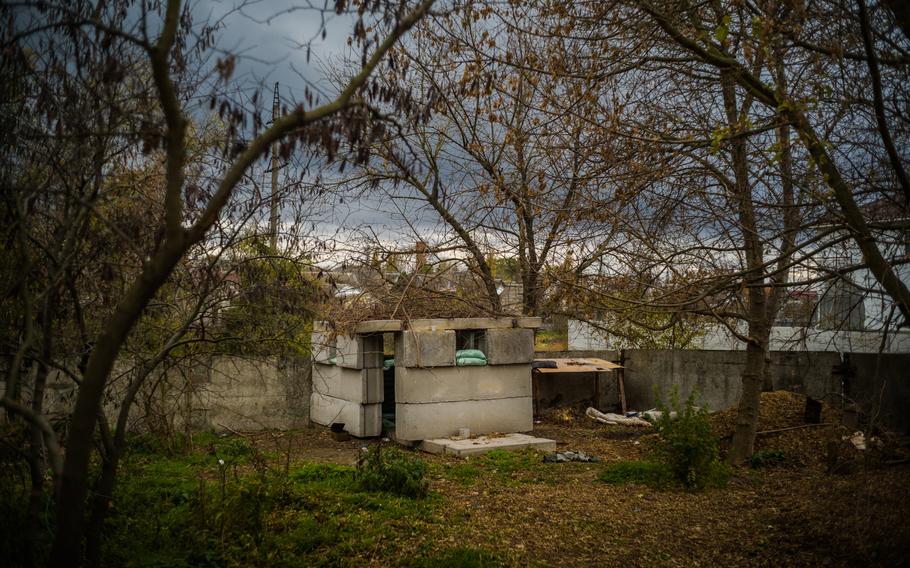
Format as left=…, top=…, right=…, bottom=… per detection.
left=356, top=445, right=428, bottom=498
left=652, top=388, right=729, bottom=490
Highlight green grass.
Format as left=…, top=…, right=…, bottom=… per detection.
left=599, top=460, right=673, bottom=488
left=102, top=449, right=439, bottom=567
left=434, top=449, right=573, bottom=487
left=411, top=546, right=504, bottom=567
left=599, top=459, right=730, bottom=491
left=750, top=449, right=787, bottom=469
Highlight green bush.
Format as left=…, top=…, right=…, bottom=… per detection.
left=599, top=460, right=672, bottom=488
left=356, top=445, right=428, bottom=498
left=652, top=388, right=729, bottom=490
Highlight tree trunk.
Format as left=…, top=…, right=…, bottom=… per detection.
left=26, top=359, right=49, bottom=567
left=85, top=450, right=119, bottom=568
left=720, top=68, right=771, bottom=464
left=51, top=234, right=189, bottom=566
left=730, top=319, right=770, bottom=464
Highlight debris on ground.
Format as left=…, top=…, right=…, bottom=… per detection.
left=543, top=450, right=601, bottom=463
left=843, top=431, right=884, bottom=451
left=641, top=409, right=677, bottom=422
left=586, top=407, right=651, bottom=427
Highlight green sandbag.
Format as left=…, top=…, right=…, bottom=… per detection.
left=456, top=357, right=487, bottom=366
left=455, top=349, right=487, bottom=361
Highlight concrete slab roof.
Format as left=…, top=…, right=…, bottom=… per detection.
left=315, top=317, right=543, bottom=333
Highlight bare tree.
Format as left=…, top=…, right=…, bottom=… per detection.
left=2, top=0, right=434, bottom=564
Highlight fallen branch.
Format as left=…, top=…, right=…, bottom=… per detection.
left=756, top=423, right=834, bottom=436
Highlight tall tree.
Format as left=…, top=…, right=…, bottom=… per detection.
left=2, top=0, right=434, bottom=563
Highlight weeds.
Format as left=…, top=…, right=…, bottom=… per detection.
left=601, top=389, right=728, bottom=491
left=652, top=388, right=729, bottom=490
left=750, top=449, right=786, bottom=469
left=356, top=444, right=428, bottom=498
left=411, top=546, right=504, bottom=567
left=599, top=461, right=672, bottom=488
left=98, top=439, right=437, bottom=567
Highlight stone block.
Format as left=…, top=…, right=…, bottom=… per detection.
left=395, top=396, right=533, bottom=441
left=396, top=330, right=456, bottom=367
left=312, top=364, right=383, bottom=404
left=311, top=331, right=335, bottom=364
left=395, top=364, right=531, bottom=403
left=515, top=317, right=543, bottom=328
left=336, top=334, right=384, bottom=369
left=310, top=392, right=381, bottom=437
left=482, top=328, right=534, bottom=365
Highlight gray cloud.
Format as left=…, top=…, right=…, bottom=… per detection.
left=199, top=0, right=357, bottom=101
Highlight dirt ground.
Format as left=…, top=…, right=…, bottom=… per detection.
left=252, top=392, right=910, bottom=566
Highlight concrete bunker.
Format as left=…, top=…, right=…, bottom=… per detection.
left=309, top=317, right=542, bottom=441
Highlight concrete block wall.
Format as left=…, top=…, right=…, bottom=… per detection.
left=309, top=333, right=384, bottom=437
left=311, top=331, right=335, bottom=364
left=336, top=334, right=384, bottom=369
left=396, top=397, right=533, bottom=440
left=482, top=328, right=534, bottom=365
left=312, top=363, right=383, bottom=403
left=310, top=392, right=381, bottom=437
left=396, top=330, right=456, bottom=367
left=395, top=328, right=536, bottom=441
left=395, top=364, right=531, bottom=403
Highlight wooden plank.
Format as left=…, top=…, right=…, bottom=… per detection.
left=593, top=371, right=601, bottom=409
left=617, top=369, right=627, bottom=415
left=533, top=358, right=622, bottom=374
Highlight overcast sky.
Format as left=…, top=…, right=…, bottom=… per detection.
left=200, top=1, right=358, bottom=105
left=194, top=1, right=451, bottom=257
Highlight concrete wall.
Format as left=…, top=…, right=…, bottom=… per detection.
left=845, top=353, right=910, bottom=435
left=541, top=349, right=910, bottom=433
left=620, top=349, right=841, bottom=412
left=195, top=356, right=312, bottom=431
left=21, top=355, right=312, bottom=434
left=568, top=319, right=910, bottom=353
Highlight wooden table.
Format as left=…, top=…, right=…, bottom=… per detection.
left=532, top=358, right=626, bottom=415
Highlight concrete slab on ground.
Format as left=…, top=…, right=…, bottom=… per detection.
left=418, top=433, right=556, bottom=457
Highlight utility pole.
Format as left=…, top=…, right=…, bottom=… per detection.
left=269, top=82, right=280, bottom=253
